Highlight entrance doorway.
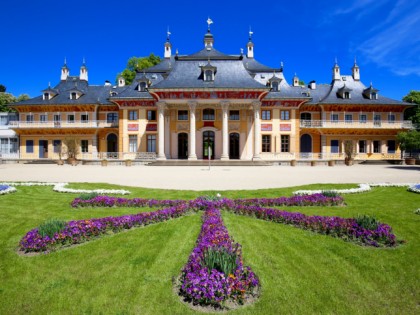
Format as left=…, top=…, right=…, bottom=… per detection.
left=107, top=133, right=118, bottom=158
left=39, top=140, right=48, bottom=158
left=202, top=131, right=215, bottom=160
left=300, top=134, right=312, bottom=158
left=178, top=133, right=188, bottom=159
left=229, top=133, right=240, bottom=159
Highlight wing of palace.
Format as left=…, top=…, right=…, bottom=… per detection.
left=3, top=26, right=413, bottom=162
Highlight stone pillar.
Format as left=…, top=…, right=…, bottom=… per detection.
left=188, top=101, right=197, bottom=160
left=252, top=101, right=261, bottom=160
left=221, top=101, right=229, bottom=160
left=157, top=102, right=166, bottom=160
left=164, top=109, right=171, bottom=158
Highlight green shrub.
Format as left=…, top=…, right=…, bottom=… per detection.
left=38, top=219, right=67, bottom=238
left=78, top=192, right=99, bottom=200
left=202, top=247, right=237, bottom=275
left=321, top=190, right=340, bottom=198
left=355, top=214, right=380, bottom=230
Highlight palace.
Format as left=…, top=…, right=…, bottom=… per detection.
left=6, top=25, right=413, bottom=163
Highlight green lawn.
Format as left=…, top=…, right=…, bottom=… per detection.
left=0, top=184, right=418, bottom=314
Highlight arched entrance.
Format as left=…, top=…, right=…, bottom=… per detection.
left=203, top=131, right=215, bottom=160
left=178, top=133, right=188, bottom=159
left=300, top=134, right=312, bottom=158
left=107, top=133, right=118, bottom=158
left=229, top=133, right=240, bottom=159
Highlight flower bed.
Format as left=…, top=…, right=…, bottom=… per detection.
left=0, top=185, right=16, bottom=195
left=233, top=193, right=344, bottom=207
left=408, top=184, right=420, bottom=194
left=19, top=204, right=190, bottom=252
left=294, top=183, right=418, bottom=195
left=71, top=195, right=185, bottom=208
left=178, top=207, right=259, bottom=308
left=226, top=204, right=398, bottom=247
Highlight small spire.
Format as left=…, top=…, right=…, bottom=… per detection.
left=82, top=57, right=86, bottom=66
left=249, top=26, right=253, bottom=41
left=166, top=26, right=171, bottom=41
left=207, top=17, right=213, bottom=32
left=334, top=57, right=338, bottom=66
left=240, top=48, right=243, bottom=55
left=48, top=81, right=51, bottom=87
left=176, top=48, right=179, bottom=55
left=64, top=57, right=67, bottom=66
left=354, top=56, right=357, bottom=66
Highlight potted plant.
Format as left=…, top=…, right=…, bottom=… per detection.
left=311, top=160, right=316, bottom=167
left=101, top=159, right=108, bottom=167
left=125, top=159, right=132, bottom=167
left=63, top=138, right=80, bottom=166
left=328, top=160, right=335, bottom=167
left=290, top=159, right=297, bottom=167
left=397, top=131, right=420, bottom=165
left=344, top=140, right=355, bottom=166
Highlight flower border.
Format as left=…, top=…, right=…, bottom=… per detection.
left=408, top=184, right=420, bottom=194
left=0, top=182, right=130, bottom=195
left=0, top=185, right=17, bottom=195
left=294, top=183, right=419, bottom=195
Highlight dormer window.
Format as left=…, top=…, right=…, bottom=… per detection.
left=204, top=69, right=214, bottom=82
left=344, top=92, right=350, bottom=99
left=139, top=81, right=147, bottom=92
left=271, top=81, right=279, bottom=92
left=110, top=91, right=118, bottom=97
left=268, top=73, right=282, bottom=92
left=371, top=92, right=377, bottom=100
left=42, top=86, right=58, bottom=100
left=43, top=93, right=50, bottom=100
left=71, top=92, right=77, bottom=100
left=201, top=61, right=216, bottom=82
left=337, top=84, right=352, bottom=99
left=363, top=84, right=379, bottom=100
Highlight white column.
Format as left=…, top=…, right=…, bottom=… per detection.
left=253, top=101, right=261, bottom=160
left=157, top=102, right=166, bottom=160
left=164, top=110, right=170, bottom=158
left=221, top=101, right=229, bottom=160
left=188, top=101, right=197, bottom=160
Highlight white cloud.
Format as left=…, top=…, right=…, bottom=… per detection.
left=357, top=2, right=420, bottom=76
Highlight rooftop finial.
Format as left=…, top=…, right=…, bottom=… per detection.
left=335, top=57, right=338, bottom=65
left=354, top=56, right=357, bottom=65
left=167, top=26, right=171, bottom=41
left=207, top=17, right=213, bottom=32
left=281, top=61, right=284, bottom=68
left=249, top=26, right=253, bottom=41
left=64, top=57, right=67, bottom=65
left=82, top=57, right=86, bottom=65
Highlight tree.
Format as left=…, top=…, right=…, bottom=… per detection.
left=0, top=84, right=6, bottom=92
left=0, top=92, right=30, bottom=112
left=403, top=90, right=420, bottom=129
left=397, top=130, right=420, bottom=158
left=116, top=53, right=161, bottom=85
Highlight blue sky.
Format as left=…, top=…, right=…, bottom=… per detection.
left=1, top=0, right=419, bottom=101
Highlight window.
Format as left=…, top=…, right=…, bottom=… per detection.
left=81, top=114, right=89, bottom=123
left=129, top=135, right=137, bottom=152
left=388, top=114, right=395, bottom=123
left=54, top=114, right=61, bottom=122
left=371, top=92, right=377, bottom=100
left=359, top=114, right=367, bottom=123
left=373, top=140, right=381, bottom=153
left=344, top=91, right=350, bottom=99
left=331, top=140, right=339, bottom=153
left=26, top=114, right=34, bottom=123
left=71, top=92, right=77, bottom=100
left=204, top=70, right=213, bottom=82
left=281, top=110, right=290, bottom=120
left=178, top=110, right=188, bottom=121
left=374, top=114, right=381, bottom=126
left=203, top=108, right=215, bottom=120
left=81, top=140, right=89, bottom=153
left=40, top=114, right=47, bottom=123
left=67, top=114, right=75, bottom=123
left=26, top=140, right=34, bottom=153
left=10, top=138, right=18, bottom=153
left=387, top=140, right=396, bottom=153
left=281, top=135, right=289, bottom=152
left=53, top=140, right=61, bottom=153
left=43, top=93, right=50, bottom=100
left=139, top=82, right=147, bottom=92
left=331, top=114, right=339, bottom=122
left=359, top=140, right=366, bottom=153
left=147, top=110, right=157, bottom=121
left=262, top=135, right=271, bottom=152
left=128, top=110, right=138, bottom=121
left=147, top=135, right=156, bottom=152
left=271, top=81, right=279, bottom=91
left=261, top=110, right=271, bottom=120
left=107, top=113, right=118, bottom=123
left=0, top=116, right=7, bottom=126
left=229, top=110, right=240, bottom=121
left=0, top=138, right=7, bottom=153
left=345, top=114, right=353, bottom=123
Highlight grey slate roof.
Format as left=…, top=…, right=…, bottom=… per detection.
left=13, top=76, right=114, bottom=106
left=151, top=59, right=268, bottom=90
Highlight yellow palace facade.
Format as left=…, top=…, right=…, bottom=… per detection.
left=9, top=28, right=413, bottom=163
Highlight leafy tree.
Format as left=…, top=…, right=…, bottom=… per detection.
left=0, top=92, right=30, bottom=112
left=0, top=84, right=6, bottom=92
left=116, top=53, right=161, bottom=85
left=397, top=130, right=420, bottom=157
left=403, top=90, right=420, bottom=129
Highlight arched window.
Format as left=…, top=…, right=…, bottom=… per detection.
left=71, top=92, right=77, bottom=100
left=203, top=108, right=215, bottom=120
left=204, top=70, right=213, bottom=82
left=271, top=81, right=279, bottom=92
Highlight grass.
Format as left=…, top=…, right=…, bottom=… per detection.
left=0, top=183, right=418, bottom=314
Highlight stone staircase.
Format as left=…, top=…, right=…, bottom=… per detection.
left=148, top=160, right=273, bottom=166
